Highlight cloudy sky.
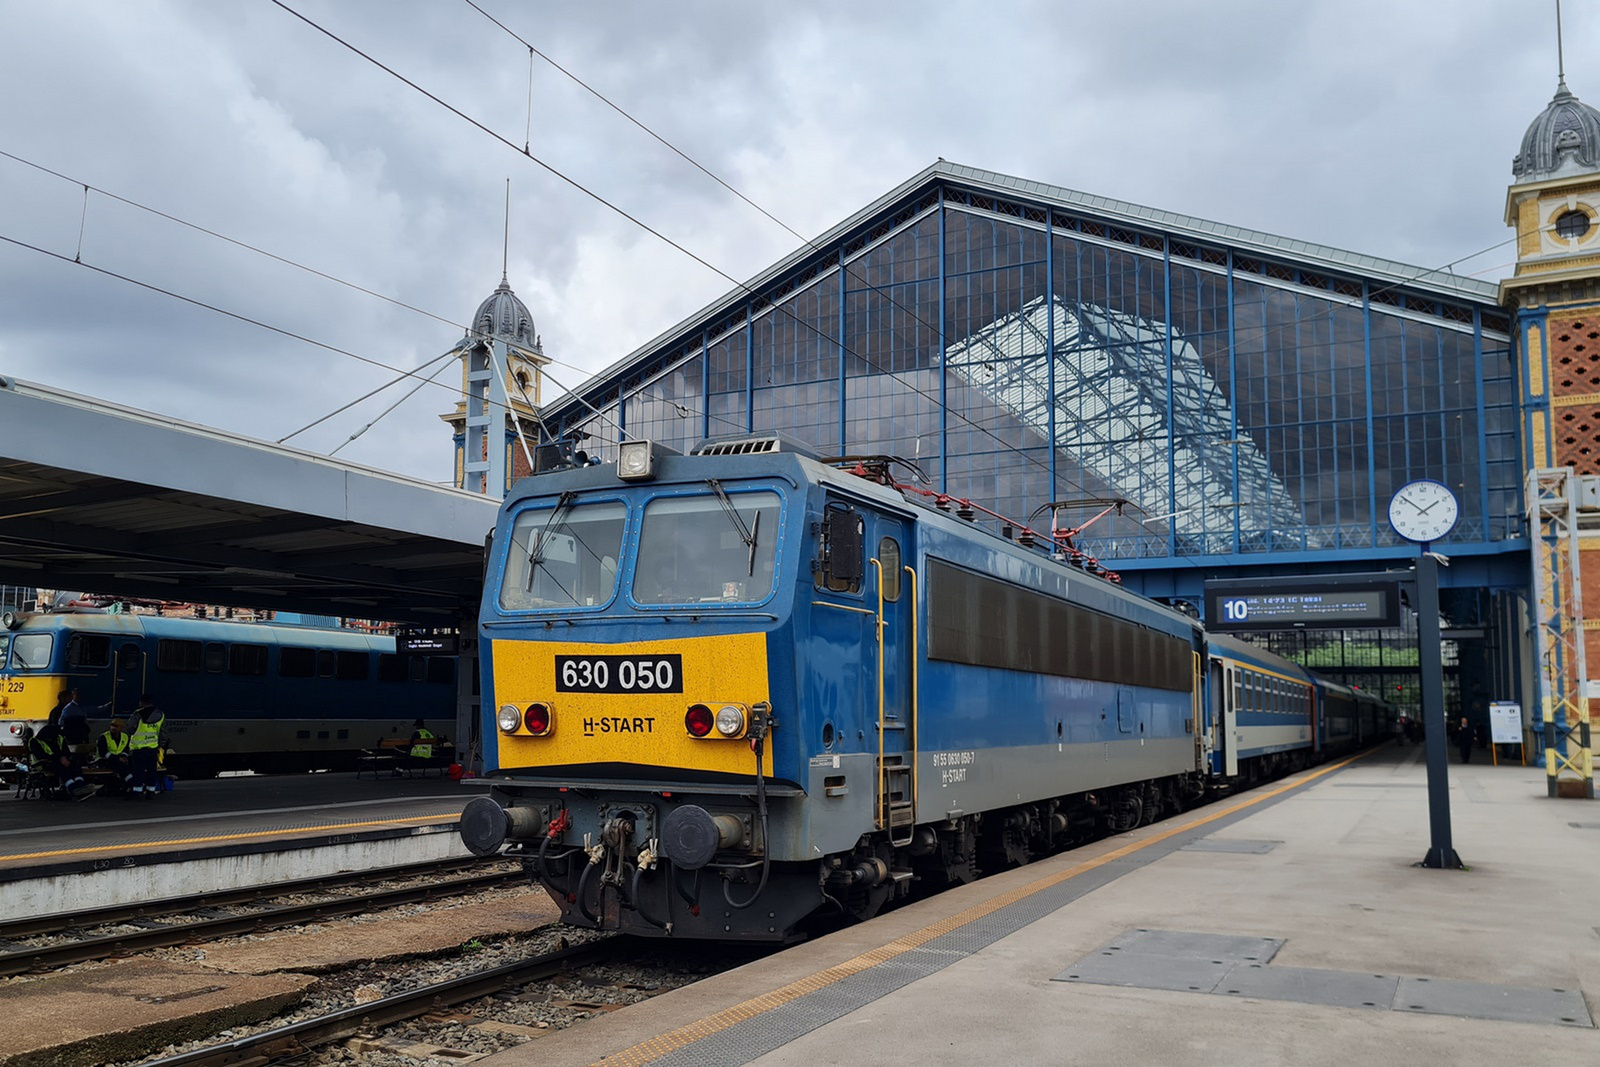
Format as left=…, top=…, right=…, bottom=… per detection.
left=0, top=1, right=1581, bottom=485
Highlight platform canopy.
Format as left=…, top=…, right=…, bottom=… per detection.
left=0, top=377, right=498, bottom=624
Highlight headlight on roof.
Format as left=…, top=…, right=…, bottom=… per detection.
left=617, top=439, right=656, bottom=481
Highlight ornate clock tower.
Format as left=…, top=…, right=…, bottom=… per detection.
left=440, top=274, right=549, bottom=493
left=1502, top=76, right=1600, bottom=473
left=1502, top=73, right=1600, bottom=798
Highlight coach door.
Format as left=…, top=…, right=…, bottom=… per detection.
left=1219, top=661, right=1238, bottom=776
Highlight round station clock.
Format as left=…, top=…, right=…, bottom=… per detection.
left=1387, top=479, right=1459, bottom=543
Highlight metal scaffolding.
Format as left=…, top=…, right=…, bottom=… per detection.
left=1526, top=467, right=1593, bottom=798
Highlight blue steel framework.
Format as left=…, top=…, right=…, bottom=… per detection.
left=548, top=164, right=1524, bottom=610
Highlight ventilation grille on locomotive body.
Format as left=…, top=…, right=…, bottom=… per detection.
left=691, top=433, right=820, bottom=459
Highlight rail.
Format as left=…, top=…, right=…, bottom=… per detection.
left=134, top=939, right=619, bottom=1067
left=0, top=863, right=524, bottom=976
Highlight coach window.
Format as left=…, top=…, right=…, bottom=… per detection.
left=118, top=643, right=142, bottom=671
left=9, top=634, right=52, bottom=670
left=316, top=650, right=336, bottom=678
left=408, top=655, right=427, bottom=683
left=229, top=644, right=268, bottom=676
left=204, top=642, right=227, bottom=674
left=378, top=653, right=406, bottom=682
left=67, top=634, right=111, bottom=669
left=279, top=647, right=315, bottom=678
left=335, top=651, right=368, bottom=681
left=877, top=538, right=901, bottom=602
left=427, top=657, right=456, bottom=685
left=156, top=639, right=203, bottom=673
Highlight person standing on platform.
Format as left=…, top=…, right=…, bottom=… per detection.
left=27, top=720, right=98, bottom=800
left=1454, top=715, right=1475, bottom=764
left=128, top=694, right=169, bottom=799
left=96, top=718, right=134, bottom=794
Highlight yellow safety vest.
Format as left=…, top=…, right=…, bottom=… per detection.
left=102, top=732, right=129, bottom=756
left=411, top=728, right=434, bottom=759
left=130, top=714, right=163, bottom=750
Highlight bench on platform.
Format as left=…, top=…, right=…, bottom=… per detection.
left=6, top=763, right=123, bottom=799
left=356, top=737, right=454, bottom=779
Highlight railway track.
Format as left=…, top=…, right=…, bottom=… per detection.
left=134, top=938, right=619, bottom=1067
left=0, top=858, right=525, bottom=975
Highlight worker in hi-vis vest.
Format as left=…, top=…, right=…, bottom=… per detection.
left=96, top=718, right=134, bottom=793
left=128, top=694, right=170, bottom=799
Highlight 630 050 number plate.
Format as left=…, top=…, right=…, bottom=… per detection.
left=555, top=654, right=683, bottom=694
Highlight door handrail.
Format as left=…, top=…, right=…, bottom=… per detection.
left=904, top=563, right=919, bottom=832
left=870, top=556, right=885, bottom=830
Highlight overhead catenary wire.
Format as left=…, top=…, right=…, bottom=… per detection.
left=458, top=0, right=1517, bottom=420
left=5, top=5, right=1523, bottom=508
left=330, top=348, right=459, bottom=456
left=279, top=347, right=458, bottom=444
left=266, top=0, right=1137, bottom=502
left=0, top=145, right=751, bottom=444
left=450, top=0, right=1522, bottom=499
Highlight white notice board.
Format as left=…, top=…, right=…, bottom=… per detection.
left=1488, top=701, right=1522, bottom=745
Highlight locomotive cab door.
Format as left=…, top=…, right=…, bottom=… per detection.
left=870, top=517, right=915, bottom=846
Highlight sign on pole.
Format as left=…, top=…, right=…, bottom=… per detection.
left=1488, top=701, right=1522, bottom=745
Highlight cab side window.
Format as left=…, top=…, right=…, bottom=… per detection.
left=816, top=505, right=864, bottom=594
left=878, top=537, right=901, bottom=602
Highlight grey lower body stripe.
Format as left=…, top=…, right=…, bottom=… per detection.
left=646, top=775, right=1322, bottom=1067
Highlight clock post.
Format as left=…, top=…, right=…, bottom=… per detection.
left=1387, top=480, right=1464, bottom=870
left=1415, top=545, right=1463, bottom=870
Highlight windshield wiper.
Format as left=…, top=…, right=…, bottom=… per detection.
left=525, top=491, right=577, bottom=594
left=706, top=479, right=759, bottom=576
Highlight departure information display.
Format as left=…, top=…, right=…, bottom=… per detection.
left=1203, top=575, right=1402, bottom=631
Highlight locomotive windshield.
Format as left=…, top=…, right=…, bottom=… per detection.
left=499, top=498, right=627, bottom=612
left=9, top=633, right=52, bottom=670
left=634, top=490, right=780, bottom=605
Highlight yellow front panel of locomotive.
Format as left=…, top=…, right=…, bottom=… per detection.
left=492, top=632, right=771, bottom=774
left=0, top=674, right=66, bottom=719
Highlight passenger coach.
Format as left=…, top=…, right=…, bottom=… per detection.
left=0, top=612, right=455, bottom=774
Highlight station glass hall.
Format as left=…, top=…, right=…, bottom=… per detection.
left=548, top=164, right=1523, bottom=618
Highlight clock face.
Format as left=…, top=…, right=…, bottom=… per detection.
left=1388, top=480, right=1459, bottom=543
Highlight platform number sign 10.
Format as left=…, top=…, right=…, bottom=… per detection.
left=1221, top=598, right=1250, bottom=623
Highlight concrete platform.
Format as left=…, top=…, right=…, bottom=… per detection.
left=0, top=959, right=315, bottom=1067
left=486, top=744, right=1600, bottom=1067
left=0, top=771, right=490, bottom=919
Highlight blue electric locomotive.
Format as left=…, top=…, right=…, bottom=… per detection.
left=467, top=435, right=1370, bottom=941
left=0, top=612, right=457, bottom=774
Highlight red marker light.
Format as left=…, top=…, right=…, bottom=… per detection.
left=685, top=703, right=714, bottom=737
left=524, top=703, right=552, bottom=735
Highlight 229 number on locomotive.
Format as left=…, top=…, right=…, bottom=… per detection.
left=556, top=654, right=683, bottom=694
